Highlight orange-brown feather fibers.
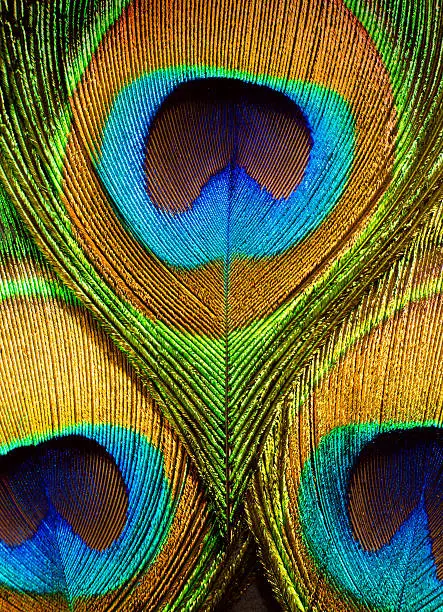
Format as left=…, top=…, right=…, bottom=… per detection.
left=64, top=0, right=395, bottom=334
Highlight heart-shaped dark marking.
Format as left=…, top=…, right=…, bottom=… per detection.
left=348, top=428, right=443, bottom=579
left=145, top=78, right=312, bottom=213
left=0, top=436, right=128, bottom=551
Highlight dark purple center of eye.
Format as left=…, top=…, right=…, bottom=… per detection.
left=348, top=427, right=443, bottom=579
left=145, top=78, right=312, bottom=212
left=0, top=436, right=128, bottom=551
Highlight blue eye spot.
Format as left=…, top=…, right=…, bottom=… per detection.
left=97, top=67, right=355, bottom=269
left=0, top=425, right=173, bottom=599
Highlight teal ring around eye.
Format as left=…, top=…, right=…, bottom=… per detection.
left=96, top=66, right=355, bottom=269
left=298, top=422, right=443, bottom=611
left=0, top=424, right=173, bottom=599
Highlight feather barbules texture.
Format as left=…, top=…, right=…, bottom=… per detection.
left=247, top=199, right=443, bottom=610
left=0, top=0, right=443, bottom=609
left=0, top=188, right=251, bottom=610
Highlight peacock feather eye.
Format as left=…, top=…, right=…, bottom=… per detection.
left=1, top=0, right=443, bottom=608
left=0, top=188, right=250, bottom=610
left=247, top=201, right=443, bottom=609
left=144, top=79, right=313, bottom=211
left=0, top=435, right=129, bottom=552
left=298, top=423, right=443, bottom=610
left=95, top=72, right=353, bottom=270
left=348, top=426, right=443, bottom=578
left=64, top=0, right=394, bottom=331
left=0, top=427, right=173, bottom=598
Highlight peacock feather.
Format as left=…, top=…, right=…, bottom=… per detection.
left=247, top=199, right=443, bottom=610
left=0, top=0, right=443, bottom=609
left=0, top=186, right=251, bottom=609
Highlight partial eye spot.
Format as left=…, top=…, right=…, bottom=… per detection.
left=348, top=427, right=443, bottom=579
left=0, top=435, right=128, bottom=551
